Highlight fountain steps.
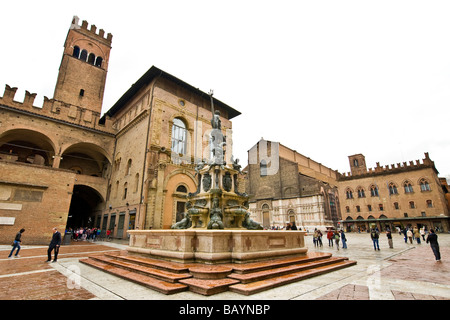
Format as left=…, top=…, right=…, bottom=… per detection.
left=79, top=251, right=356, bottom=296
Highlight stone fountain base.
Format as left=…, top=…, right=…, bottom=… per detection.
left=127, top=229, right=307, bottom=264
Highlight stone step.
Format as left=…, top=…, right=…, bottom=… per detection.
left=80, top=258, right=189, bottom=295
left=179, top=277, right=241, bottom=296
left=227, top=252, right=333, bottom=274
left=88, top=255, right=192, bottom=283
left=104, top=252, right=193, bottom=273
left=228, top=260, right=357, bottom=296
left=228, top=257, right=349, bottom=284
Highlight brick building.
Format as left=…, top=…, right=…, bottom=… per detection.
left=0, top=16, right=240, bottom=244
left=244, top=140, right=449, bottom=233
left=338, top=153, right=449, bottom=233
left=245, top=139, right=341, bottom=230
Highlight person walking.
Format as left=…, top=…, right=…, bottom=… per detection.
left=414, top=227, right=421, bottom=244
left=386, top=228, right=393, bottom=249
left=317, top=229, right=323, bottom=247
left=340, top=230, right=347, bottom=249
left=420, top=227, right=426, bottom=241
left=426, top=229, right=441, bottom=262
left=334, top=230, right=340, bottom=250
left=46, top=227, right=62, bottom=262
left=8, top=228, right=25, bottom=258
left=370, top=227, right=380, bottom=251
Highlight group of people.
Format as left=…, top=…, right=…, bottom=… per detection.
left=369, top=226, right=441, bottom=261
left=67, top=227, right=101, bottom=241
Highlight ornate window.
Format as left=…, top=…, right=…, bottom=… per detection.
left=345, top=188, right=353, bottom=199
left=171, top=118, right=187, bottom=155
left=388, top=183, right=398, bottom=195
left=419, top=178, right=431, bottom=192
left=370, top=185, right=379, bottom=197
left=403, top=181, right=414, bottom=193
left=357, top=187, right=365, bottom=198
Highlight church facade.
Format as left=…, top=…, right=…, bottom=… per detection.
left=0, top=16, right=239, bottom=244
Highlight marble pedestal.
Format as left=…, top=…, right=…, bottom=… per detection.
left=127, top=229, right=307, bottom=264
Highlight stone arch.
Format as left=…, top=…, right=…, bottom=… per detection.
left=0, top=128, right=56, bottom=166
left=60, top=142, right=112, bottom=177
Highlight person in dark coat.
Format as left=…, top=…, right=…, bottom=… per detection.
left=46, top=227, right=62, bottom=262
left=8, top=228, right=25, bottom=258
left=426, top=229, right=441, bottom=262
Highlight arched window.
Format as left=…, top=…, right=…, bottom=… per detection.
left=403, top=181, right=413, bottom=193
left=171, top=118, right=187, bottom=155
left=419, top=179, right=431, bottom=192
left=370, top=185, right=379, bottom=197
left=95, top=56, right=103, bottom=67
left=357, top=187, right=365, bottom=198
left=345, top=188, right=353, bottom=199
left=388, top=183, right=398, bottom=195
left=345, top=206, right=350, bottom=213
left=126, top=159, right=132, bottom=175
left=176, top=185, right=188, bottom=193
left=72, top=46, right=80, bottom=58
left=123, top=182, right=128, bottom=200
left=260, top=160, right=267, bottom=177
left=88, top=53, right=96, bottom=65
left=134, top=173, right=139, bottom=193
left=80, top=49, right=88, bottom=62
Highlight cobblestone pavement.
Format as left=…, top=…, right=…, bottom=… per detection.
left=0, top=233, right=448, bottom=301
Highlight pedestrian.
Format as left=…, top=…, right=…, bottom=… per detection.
left=334, top=231, right=340, bottom=250
left=370, top=227, right=380, bottom=251
left=8, top=228, right=25, bottom=258
left=46, top=227, right=62, bottom=262
left=340, top=230, right=347, bottom=249
left=317, top=229, right=323, bottom=247
left=407, top=229, right=413, bottom=244
left=420, top=227, right=426, bottom=241
left=386, top=228, right=393, bottom=249
left=291, top=222, right=298, bottom=230
left=402, top=228, right=408, bottom=243
left=313, top=228, right=319, bottom=247
left=426, top=229, right=441, bottom=262
left=414, top=227, right=421, bottom=244
left=327, top=229, right=334, bottom=247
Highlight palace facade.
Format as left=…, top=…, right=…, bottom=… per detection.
left=0, top=16, right=240, bottom=244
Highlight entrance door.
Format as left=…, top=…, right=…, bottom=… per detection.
left=117, top=213, right=125, bottom=239
left=263, top=211, right=270, bottom=229
left=109, top=214, right=116, bottom=237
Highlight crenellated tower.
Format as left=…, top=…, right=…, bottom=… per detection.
left=53, top=16, right=113, bottom=115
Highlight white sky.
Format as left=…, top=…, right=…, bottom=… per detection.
left=1, top=0, right=450, bottom=180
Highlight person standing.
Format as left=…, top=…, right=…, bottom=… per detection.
left=340, top=230, right=347, bottom=249
left=370, top=227, right=380, bottom=251
left=327, top=229, right=334, bottom=247
left=426, top=229, right=441, bottom=262
left=407, top=228, right=413, bottom=244
left=386, top=228, right=393, bottom=249
left=46, top=227, right=61, bottom=262
left=8, top=228, right=25, bottom=258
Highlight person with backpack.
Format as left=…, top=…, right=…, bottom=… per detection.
left=370, top=227, right=380, bottom=251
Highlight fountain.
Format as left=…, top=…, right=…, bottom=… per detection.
left=126, top=91, right=307, bottom=264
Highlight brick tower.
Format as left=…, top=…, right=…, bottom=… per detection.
left=348, top=153, right=367, bottom=176
left=53, top=16, right=113, bottom=115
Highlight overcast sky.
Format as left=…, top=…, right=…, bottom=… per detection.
left=1, top=0, right=450, bottom=180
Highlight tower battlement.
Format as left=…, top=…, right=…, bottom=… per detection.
left=70, top=16, right=112, bottom=44
left=338, top=152, right=437, bottom=180
left=0, top=84, right=115, bottom=134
